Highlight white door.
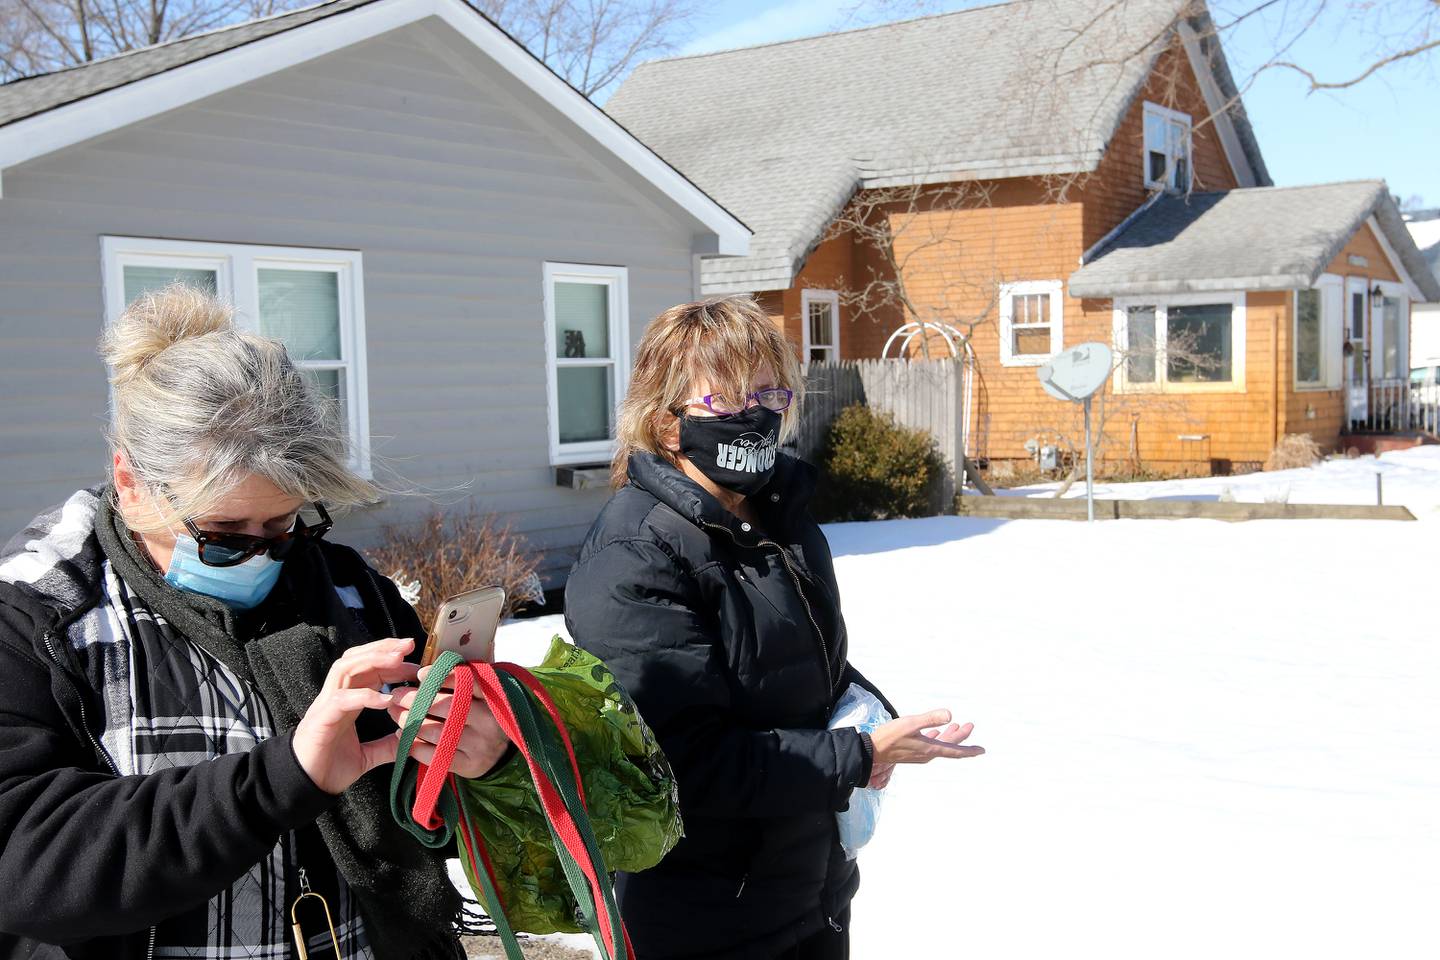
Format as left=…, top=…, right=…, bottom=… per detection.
left=1346, top=277, right=1369, bottom=424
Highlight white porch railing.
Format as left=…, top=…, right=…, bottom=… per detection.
left=1361, top=377, right=1440, bottom=435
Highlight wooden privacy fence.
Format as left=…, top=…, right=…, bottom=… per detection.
left=788, top=359, right=967, bottom=502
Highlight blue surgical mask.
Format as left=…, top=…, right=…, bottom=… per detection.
left=163, top=534, right=284, bottom=609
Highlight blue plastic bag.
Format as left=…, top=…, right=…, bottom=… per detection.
left=829, top=682, right=893, bottom=860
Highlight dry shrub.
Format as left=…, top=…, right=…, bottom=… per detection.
left=811, top=404, right=945, bottom=521
left=365, top=507, right=541, bottom=631
left=1264, top=433, right=1323, bottom=472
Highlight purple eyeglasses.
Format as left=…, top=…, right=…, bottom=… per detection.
left=675, top=387, right=794, bottom=416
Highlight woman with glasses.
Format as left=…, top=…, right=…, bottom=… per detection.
left=564, top=297, right=983, bottom=960
left=0, top=286, right=508, bottom=960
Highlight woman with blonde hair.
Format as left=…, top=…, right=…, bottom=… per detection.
left=0, top=286, right=509, bottom=959
left=565, top=296, right=983, bottom=959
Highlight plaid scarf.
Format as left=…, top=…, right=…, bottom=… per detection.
left=102, top=561, right=374, bottom=959
left=0, top=488, right=370, bottom=959
left=1, top=488, right=468, bottom=960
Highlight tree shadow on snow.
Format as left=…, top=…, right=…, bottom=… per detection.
left=822, top=516, right=1007, bottom=557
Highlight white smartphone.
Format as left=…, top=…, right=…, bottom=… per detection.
left=421, top=585, right=506, bottom=666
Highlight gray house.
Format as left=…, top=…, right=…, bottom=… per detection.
left=0, top=0, right=749, bottom=581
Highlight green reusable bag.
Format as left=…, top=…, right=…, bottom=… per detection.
left=391, top=635, right=683, bottom=938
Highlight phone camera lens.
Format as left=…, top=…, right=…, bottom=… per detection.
left=448, top=609, right=458, bottom=620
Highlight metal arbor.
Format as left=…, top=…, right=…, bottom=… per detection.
left=881, top=320, right=978, bottom=465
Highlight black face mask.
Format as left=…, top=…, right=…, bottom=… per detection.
left=678, top=405, right=782, bottom=496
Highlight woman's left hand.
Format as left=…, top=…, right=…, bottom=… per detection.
left=868, top=762, right=894, bottom=790
left=386, top=666, right=512, bottom=778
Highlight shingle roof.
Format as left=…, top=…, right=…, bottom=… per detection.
left=0, top=0, right=378, bottom=127
left=605, top=0, right=1268, bottom=294
left=1068, top=181, right=1440, bottom=301
left=0, top=0, right=750, bottom=251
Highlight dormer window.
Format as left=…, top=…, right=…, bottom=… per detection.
left=1143, top=102, right=1191, bottom=192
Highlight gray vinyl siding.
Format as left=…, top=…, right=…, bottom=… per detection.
left=0, top=17, right=704, bottom=582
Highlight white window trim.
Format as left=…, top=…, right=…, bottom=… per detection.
left=1111, top=290, right=1247, bottom=394
left=999, top=280, right=1064, bottom=367
left=542, top=261, right=630, bottom=467
left=800, top=288, right=841, bottom=363
left=1372, top=279, right=1410, bottom=381
left=100, top=236, right=371, bottom=477
left=1142, top=101, right=1193, bottom=193
left=1294, top=274, right=1344, bottom=392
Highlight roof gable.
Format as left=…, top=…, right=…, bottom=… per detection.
left=605, top=0, right=1267, bottom=294
left=0, top=0, right=749, bottom=255
left=1068, top=181, right=1440, bottom=301
left=0, top=0, right=375, bottom=127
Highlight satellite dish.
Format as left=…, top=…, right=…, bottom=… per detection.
left=1038, top=342, right=1113, bottom=403
left=1035, top=341, right=1113, bottom=522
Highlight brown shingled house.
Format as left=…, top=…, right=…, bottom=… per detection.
left=607, top=0, right=1439, bottom=474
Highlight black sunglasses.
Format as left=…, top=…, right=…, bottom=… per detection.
left=183, top=503, right=333, bottom=567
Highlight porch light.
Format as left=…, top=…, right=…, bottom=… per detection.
left=1370, top=284, right=1384, bottom=308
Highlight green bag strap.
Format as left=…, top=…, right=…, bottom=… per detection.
left=389, top=650, right=525, bottom=959
left=490, top=667, right=625, bottom=958
left=387, top=649, right=464, bottom=849
left=455, top=797, right=524, bottom=959
left=388, top=652, right=630, bottom=960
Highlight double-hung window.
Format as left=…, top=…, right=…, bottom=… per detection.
left=999, top=280, right=1064, bottom=366
left=1294, top=277, right=1344, bottom=390
left=801, top=289, right=841, bottom=364
left=1114, top=292, right=1245, bottom=392
left=101, top=237, right=370, bottom=475
left=543, top=262, right=629, bottom=466
left=1143, top=102, right=1191, bottom=192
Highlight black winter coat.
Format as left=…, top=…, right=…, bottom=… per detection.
left=0, top=496, right=443, bottom=960
left=564, top=453, right=895, bottom=960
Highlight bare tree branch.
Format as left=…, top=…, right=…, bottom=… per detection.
left=0, top=0, right=695, bottom=95
left=475, top=0, right=695, bottom=98
left=1271, top=35, right=1440, bottom=89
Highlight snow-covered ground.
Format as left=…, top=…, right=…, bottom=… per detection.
left=480, top=463, right=1439, bottom=959
left=1010, top=445, right=1440, bottom=519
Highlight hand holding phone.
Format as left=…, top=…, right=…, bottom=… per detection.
left=421, top=585, right=506, bottom=666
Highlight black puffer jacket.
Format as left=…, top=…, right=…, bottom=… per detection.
left=0, top=491, right=457, bottom=960
left=564, top=452, right=895, bottom=960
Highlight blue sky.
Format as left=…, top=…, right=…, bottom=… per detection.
left=622, top=0, right=1438, bottom=208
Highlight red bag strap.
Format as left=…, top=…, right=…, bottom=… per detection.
left=495, top=662, right=589, bottom=810
left=409, top=663, right=476, bottom=831
left=469, top=664, right=623, bottom=955
left=405, top=659, right=633, bottom=960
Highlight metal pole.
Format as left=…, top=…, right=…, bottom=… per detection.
left=1376, top=472, right=1383, bottom=506
left=1084, top=396, right=1095, bottom=523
